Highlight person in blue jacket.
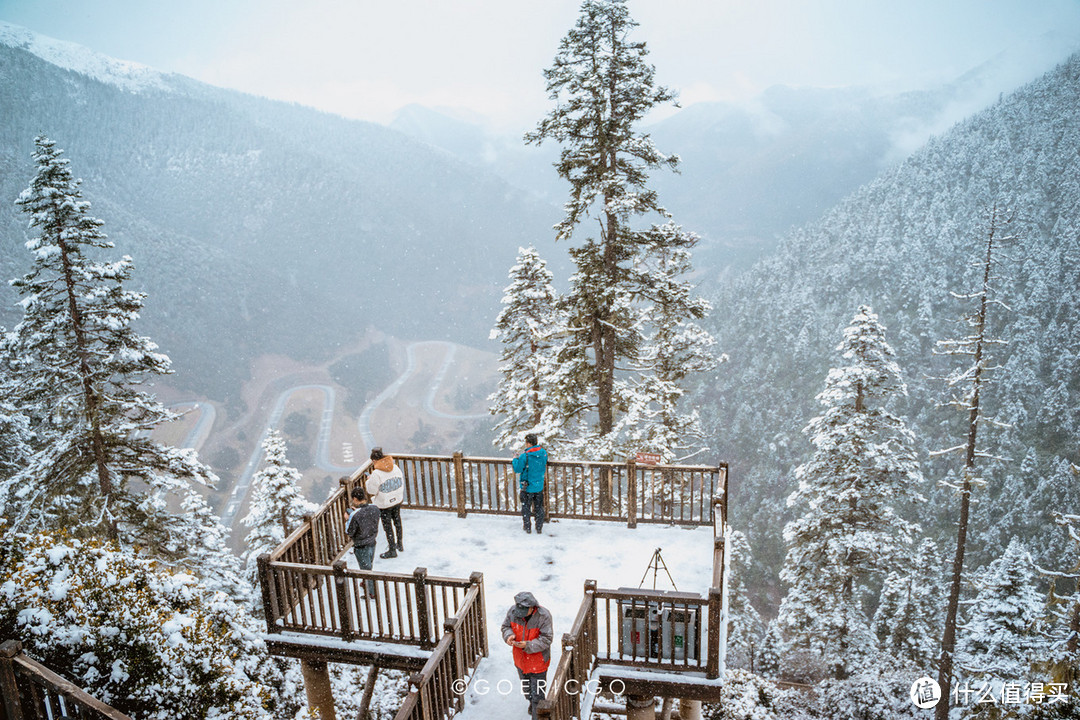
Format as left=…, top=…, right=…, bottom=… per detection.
left=512, top=433, right=548, bottom=534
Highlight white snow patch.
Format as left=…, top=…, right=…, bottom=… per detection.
left=0, top=21, right=171, bottom=94
left=343, top=509, right=715, bottom=719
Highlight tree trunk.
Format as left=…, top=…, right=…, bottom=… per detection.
left=57, top=236, right=117, bottom=540
left=936, top=213, right=995, bottom=720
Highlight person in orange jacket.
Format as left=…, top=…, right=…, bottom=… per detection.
left=501, top=591, right=554, bottom=717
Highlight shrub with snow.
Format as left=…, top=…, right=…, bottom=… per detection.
left=0, top=531, right=276, bottom=720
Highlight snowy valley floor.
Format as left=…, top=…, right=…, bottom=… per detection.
left=343, top=509, right=716, bottom=718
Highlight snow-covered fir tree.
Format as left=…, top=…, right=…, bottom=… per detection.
left=779, top=305, right=924, bottom=678
left=0, top=361, right=31, bottom=522
left=1040, top=512, right=1080, bottom=694
left=723, top=529, right=766, bottom=670
left=488, top=246, right=567, bottom=450
left=525, top=0, right=714, bottom=461
left=242, top=430, right=317, bottom=585
left=958, top=537, right=1046, bottom=680
left=871, top=538, right=943, bottom=667
left=618, top=237, right=719, bottom=462
left=0, top=136, right=219, bottom=555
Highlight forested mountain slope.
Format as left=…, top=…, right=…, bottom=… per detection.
left=704, top=53, right=1080, bottom=592
left=0, top=27, right=557, bottom=402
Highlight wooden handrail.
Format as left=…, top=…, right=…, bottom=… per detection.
left=0, top=640, right=132, bottom=720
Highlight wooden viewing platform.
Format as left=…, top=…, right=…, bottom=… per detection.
left=258, top=450, right=730, bottom=720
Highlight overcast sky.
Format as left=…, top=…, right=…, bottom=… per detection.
left=1, top=0, right=1079, bottom=131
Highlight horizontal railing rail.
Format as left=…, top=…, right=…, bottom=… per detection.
left=0, top=640, right=132, bottom=720
left=347, top=452, right=724, bottom=530
left=257, top=556, right=473, bottom=649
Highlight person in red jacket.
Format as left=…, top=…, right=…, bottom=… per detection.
left=501, top=591, right=554, bottom=717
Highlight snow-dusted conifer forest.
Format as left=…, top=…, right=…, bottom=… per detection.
left=1, top=0, right=1079, bottom=717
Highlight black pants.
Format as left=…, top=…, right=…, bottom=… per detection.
left=521, top=490, right=544, bottom=532
left=379, top=504, right=402, bottom=548
left=517, top=668, right=547, bottom=715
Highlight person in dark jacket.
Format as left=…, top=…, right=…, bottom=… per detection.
left=345, top=486, right=380, bottom=593
left=512, top=433, right=548, bottom=534
left=501, top=591, right=553, bottom=717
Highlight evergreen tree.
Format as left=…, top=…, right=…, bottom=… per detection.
left=241, top=430, right=317, bottom=585
left=724, top=529, right=766, bottom=670
left=526, top=0, right=714, bottom=462
left=1040, top=512, right=1080, bottom=694
left=619, top=237, right=719, bottom=461
left=488, top=246, right=567, bottom=450
left=958, top=538, right=1045, bottom=679
left=1, top=136, right=218, bottom=554
left=871, top=538, right=943, bottom=667
left=0, top=361, right=32, bottom=525
left=778, top=305, right=923, bottom=678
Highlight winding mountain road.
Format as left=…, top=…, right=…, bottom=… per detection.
left=221, top=341, right=488, bottom=531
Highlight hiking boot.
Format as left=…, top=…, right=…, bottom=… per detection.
left=524, top=526, right=532, bottom=534
left=396, top=542, right=404, bottom=552
left=380, top=549, right=398, bottom=559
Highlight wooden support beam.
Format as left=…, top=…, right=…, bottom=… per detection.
left=301, top=658, right=336, bottom=720
left=358, top=665, right=379, bottom=720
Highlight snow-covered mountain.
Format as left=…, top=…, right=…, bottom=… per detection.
left=0, top=23, right=560, bottom=401
left=701, top=52, right=1080, bottom=591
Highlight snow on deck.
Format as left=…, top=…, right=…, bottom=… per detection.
left=343, top=509, right=715, bottom=719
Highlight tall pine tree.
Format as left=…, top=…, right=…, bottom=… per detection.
left=526, top=0, right=714, bottom=462
left=778, top=305, right=924, bottom=678
left=1, top=135, right=219, bottom=554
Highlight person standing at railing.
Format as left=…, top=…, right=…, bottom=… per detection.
left=512, top=433, right=548, bottom=534
left=501, top=591, right=553, bottom=718
left=345, top=487, right=380, bottom=594
left=366, top=447, right=406, bottom=558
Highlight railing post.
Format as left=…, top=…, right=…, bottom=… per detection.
left=706, top=587, right=722, bottom=679
left=333, top=560, right=355, bottom=642
left=453, top=452, right=467, bottom=518
left=626, top=457, right=638, bottom=529
left=470, top=571, right=488, bottom=657
left=446, top=618, right=466, bottom=711
left=0, top=640, right=24, bottom=720
left=256, top=553, right=278, bottom=634
left=712, top=536, right=725, bottom=590
left=584, top=579, right=598, bottom=658
left=301, top=513, right=315, bottom=564
left=414, top=567, right=432, bottom=649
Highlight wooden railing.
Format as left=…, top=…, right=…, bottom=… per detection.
left=346, top=453, right=725, bottom=529
left=0, top=640, right=131, bottom=720
left=537, top=581, right=724, bottom=720
left=265, top=455, right=725, bottom=584
left=394, top=578, right=488, bottom=720
left=258, top=555, right=477, bottom=649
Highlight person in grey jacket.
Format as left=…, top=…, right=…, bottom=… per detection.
left=345, top=486, right=380, bottom=593
left=501, top=591, right=554, bottom=717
